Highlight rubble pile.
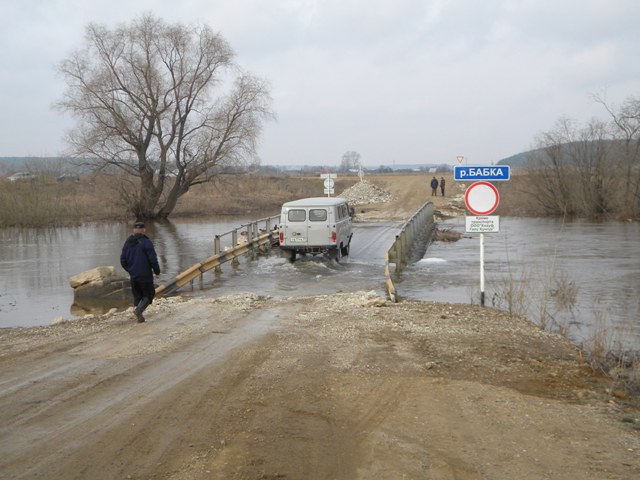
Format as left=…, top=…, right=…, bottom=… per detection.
left=338, top=180, right=395, bottom=206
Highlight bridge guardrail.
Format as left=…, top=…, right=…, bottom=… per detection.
left=384, top=201, right=434, bottom=302
left=156, top=214, right=280, bottom=297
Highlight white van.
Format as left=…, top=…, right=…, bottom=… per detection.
left=279, top=197, right=354, bottom=262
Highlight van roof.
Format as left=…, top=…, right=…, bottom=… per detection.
left=282, top=197, right=348, bottom=208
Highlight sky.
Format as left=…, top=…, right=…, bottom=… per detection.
left=1, top=0, right=639, bottom=167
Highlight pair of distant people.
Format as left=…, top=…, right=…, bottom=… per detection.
left=430, top=176, right=446, bottom=196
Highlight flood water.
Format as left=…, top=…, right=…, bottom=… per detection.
left=403, top=217, right=640, bottom=351
left=1, top=216, right=638, bottom=351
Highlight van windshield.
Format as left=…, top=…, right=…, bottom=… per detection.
left=309, top=209, right=327, bottom=221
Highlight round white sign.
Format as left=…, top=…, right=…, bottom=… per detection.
left=323, top=178, right=335, bottom=188
left=464, top=181, right=499, bottom=215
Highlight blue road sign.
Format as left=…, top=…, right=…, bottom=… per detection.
left=454, top=165, right=510, bottom=181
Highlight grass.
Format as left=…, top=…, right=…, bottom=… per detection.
left=492, top=263, right=640, bottom=406
left=0, top=173, right=359, bottom=227
left=490, top=269, right=530, bottom=317
left=0, top=178, right=88, bottom=226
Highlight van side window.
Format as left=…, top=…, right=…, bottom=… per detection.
left=309, top=209, right=327, bottom=221
left=288, top=209, right=306, bottom=222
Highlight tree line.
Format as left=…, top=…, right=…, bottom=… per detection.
left=526, top=93, right=640, bottom=220
left=52, top=13, right=639, bottom=222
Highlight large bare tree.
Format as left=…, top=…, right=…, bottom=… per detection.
left=55, top=14, right=274, bottom=219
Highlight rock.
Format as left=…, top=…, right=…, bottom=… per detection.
left=612, top=390, right=631, bottom=400
left=362, top=297, right=386, bottom=307
left=360, top=290, right=386, bottom=307
left=51, top=316, right=67, bottom=325
left=69, top=266, right=130, bottom=299
left=434, top=227, right=462, bottom=242
left=70, top=266, right=117, bottom=288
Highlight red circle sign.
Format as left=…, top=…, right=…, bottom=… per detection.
left=464, top=181, right=499, bottom=215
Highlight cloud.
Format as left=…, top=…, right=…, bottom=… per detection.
left=1, top=0, right=639, bottom=165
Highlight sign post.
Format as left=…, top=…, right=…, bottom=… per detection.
left=480, top=232, right=485, bottom=307
left=457, top=168, right=509, bottom=307
left=320, top=173, right=336, bottom=197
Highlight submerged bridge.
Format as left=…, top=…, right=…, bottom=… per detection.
left=155, top=202, right=435, bottom=302
left=155, top=215, right=280, bottom=297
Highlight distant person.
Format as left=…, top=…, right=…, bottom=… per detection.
left=440, top=177, right=446, bottom=196
left=120, top=221, right=161, bottom=323
left=430, top=176, right=439, bottom=196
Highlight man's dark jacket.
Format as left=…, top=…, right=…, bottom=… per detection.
left=120, top=234, right=161, bottom=281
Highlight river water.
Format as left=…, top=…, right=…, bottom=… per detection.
left=0, top=217, right=638, bottom=351
left=403, top=217, right=640, bottom=352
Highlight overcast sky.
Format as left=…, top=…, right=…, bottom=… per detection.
left=1, top=0, right=639, bottom=167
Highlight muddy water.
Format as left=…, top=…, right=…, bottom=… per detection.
left=0, top=218, right=399, bottom=328
left=402, top=217, right=640, bottom=351
left=1, top=217, right=638, bottom=351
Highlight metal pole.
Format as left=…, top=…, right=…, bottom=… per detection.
left=480, top=233, right=485, bottom=307
left=231, top=230, right=239, bottom=266
left=214, top=235, right=222, bottom=273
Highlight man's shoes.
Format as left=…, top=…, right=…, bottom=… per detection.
left=134, top=309, right=145, bottom=323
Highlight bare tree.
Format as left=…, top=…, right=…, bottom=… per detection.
left=536, top=116, right=613, bottom=217
left=529, top=92, right=640, bottom=220
left=339, top=151, right=361, bottom=173
left=528, top=117, right=576, bottom=216
left=54, top=13, right=274, bottom=219
left=592, top=92, right=640, bottom=218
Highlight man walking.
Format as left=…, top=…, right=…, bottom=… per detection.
left=120, top=221, right=161, bottom=323
left=430, top=176, right=439, bottom=196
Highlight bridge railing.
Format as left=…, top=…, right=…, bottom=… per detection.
left=156, top=214, right=280, bottom=297
left=384, top=201, right=434, bottom=302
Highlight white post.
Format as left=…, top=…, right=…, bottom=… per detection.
left=480, top=233, right=485, bottom=307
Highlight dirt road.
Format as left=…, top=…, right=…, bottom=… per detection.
left=1, top=292, right=639, bottom=479
left=1, top=174, right=639, bottom=479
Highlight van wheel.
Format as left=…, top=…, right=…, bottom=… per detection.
left=341, top=243, right=350, bottom=257
left=285, top=250, right=296, bottom=263
left=329, top=247, right=342, bottom=262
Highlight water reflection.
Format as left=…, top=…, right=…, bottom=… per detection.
left=0, top=217, right=256, bottom=328
left=71, top=292, right=131, bottom=317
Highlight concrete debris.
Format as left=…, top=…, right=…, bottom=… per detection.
left=69, top=266, right=130, bottom=299
left=338, top=180, right=394, bottom=206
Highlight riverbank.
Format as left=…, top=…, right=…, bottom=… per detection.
left=1, top=178, right=639, bottom=479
